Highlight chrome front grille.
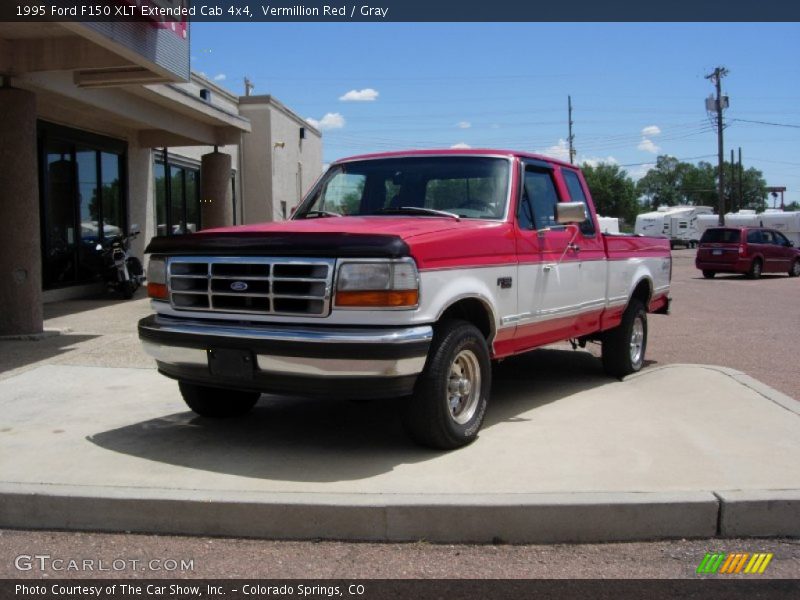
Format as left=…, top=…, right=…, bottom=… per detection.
left=167, top=257, right=335, bottom=317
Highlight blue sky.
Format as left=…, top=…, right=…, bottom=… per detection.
left=191, top=22, right=800, bottom=205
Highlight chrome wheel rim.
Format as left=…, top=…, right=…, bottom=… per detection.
left=630, top=317, right=645, bottom=367
left=793, top=261, right=800, bottom=276
left=447, top=349, right=481, bottom=425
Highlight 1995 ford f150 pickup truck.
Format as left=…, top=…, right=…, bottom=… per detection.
left=139, top=149, right=671, bottom=448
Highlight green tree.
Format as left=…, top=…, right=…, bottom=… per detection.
left=785, top=201, right=800, bottom=212
left=580, top=162, right=639, bottom=225
left=636, top=155, right=767, bottom=213
left=636, top=156, right=696, bottom=209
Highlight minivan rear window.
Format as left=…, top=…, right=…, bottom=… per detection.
left=700, top=229, right=741, bottom=244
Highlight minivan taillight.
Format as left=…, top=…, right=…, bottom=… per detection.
left=739, top=244, right=746, bottom=256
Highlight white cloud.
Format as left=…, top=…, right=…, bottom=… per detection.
left=580, top=156, right=618, bottom=168
left=641, top=125, right=661, bottom=137
left=637, top=138, right=661, bottom=154
left=339, top=88, right=379, bottom=102
left=213, top=73, right=227, bottom=82
left=540, top=139, right=571, bottom=161
left=450, top=142, right=471, bottom=149
left=626, top=163, right=656, bottom=180
left=306, top=113, right=345, bottom=131
left=456, top=121, right=471, bottom=129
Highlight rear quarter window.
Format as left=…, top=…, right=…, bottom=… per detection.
left=701, top=229, right=741, bottom=244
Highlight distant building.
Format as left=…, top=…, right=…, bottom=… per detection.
left=0, top=21, right=322, bottom=335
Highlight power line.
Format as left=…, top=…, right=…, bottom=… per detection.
left=731, top=118, right=800, bottom=129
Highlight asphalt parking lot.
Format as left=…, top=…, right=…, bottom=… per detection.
left=0, top=246, right=798, bottom=578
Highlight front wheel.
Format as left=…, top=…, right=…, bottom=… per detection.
left=179, top=381, right=260, bottom=418
left=789, top=259, right=800, bottom=278
left=402, top=320, right=491, bottom=449
left=602, top=299, right=647, bottom=379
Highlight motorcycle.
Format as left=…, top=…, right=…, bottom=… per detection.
left=93, top=225, right=144, bottom=299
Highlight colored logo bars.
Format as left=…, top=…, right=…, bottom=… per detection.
left=696, top=552, right=773, bottom=574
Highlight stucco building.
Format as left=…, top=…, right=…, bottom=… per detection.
left=0, top=21, right=322, bottom=336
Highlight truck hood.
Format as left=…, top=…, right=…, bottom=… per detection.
left=145, top=216, right=496, bottom=258
left=204, top=216, right=466, bottom=240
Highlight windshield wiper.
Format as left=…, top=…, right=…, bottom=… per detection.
left=299, top=210, right=344, bottom=219
left=376, top=206, right=460, bottom=220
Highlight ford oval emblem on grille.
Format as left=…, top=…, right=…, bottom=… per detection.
left=230, top=281, right=248, bottom=292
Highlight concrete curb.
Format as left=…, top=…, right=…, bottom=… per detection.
left=0, top=484, right=719, bottom=543
left=716, top=490, right=800, bottom=538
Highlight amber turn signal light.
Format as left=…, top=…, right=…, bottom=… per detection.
left=335, top=289, right=419, bottom=308
left=147, top=282, right=169, bottom=300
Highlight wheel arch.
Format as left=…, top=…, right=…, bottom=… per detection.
left=629, top=276, right=653, bottom=311
left=436, top=295, right=496, bottom=344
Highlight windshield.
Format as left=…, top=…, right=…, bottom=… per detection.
left=296, top=156, right=510, bottom=220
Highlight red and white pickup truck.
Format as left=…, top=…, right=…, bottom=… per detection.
left=139, top=150, right=671, bottom=448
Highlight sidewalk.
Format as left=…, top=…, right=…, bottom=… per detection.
left=0, top=297, right=798, bottom=543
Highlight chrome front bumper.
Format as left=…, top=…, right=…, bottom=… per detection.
left=138, top=314, right=433, bottom=398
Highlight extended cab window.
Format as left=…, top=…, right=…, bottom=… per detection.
left=298, top=157, right=509, bottom=219
left=562, top=169, right=595, bottom=236
left=519, top=169, right=561, bottom=231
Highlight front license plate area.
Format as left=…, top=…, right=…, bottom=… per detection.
left=208, top=348, right=255, bottom=380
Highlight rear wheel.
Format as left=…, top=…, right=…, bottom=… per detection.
left=401, top=320, right=491, bottom=449
left=747, top=258, right=763, bottom=279
left=179, top=382, right=260, bottom=418
left=602, top=299, right=647, bottom=379
left=789, top=259, right=800, bottom=278
left=702, top=270, right=716, bottom=279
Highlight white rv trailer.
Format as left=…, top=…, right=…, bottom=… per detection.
left=696, top=210, right=800, bottom=247
left=634, top=205, right=714, bottom=247
left=759, top=210, right=800, bottom=246
left=596, top=215, right=620, bottom=234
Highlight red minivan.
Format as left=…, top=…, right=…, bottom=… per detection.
left=696, top=227, right=800, bottom=279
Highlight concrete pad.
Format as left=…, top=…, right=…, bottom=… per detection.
left=0, top=357, right=798, bottom=542
left=717, top=490, right=800, bottom=538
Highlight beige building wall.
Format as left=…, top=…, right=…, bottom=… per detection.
left=240, top=95, right=323, bottom=224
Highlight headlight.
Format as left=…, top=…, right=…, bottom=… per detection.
left=147, top=257, right=168, bottom=300
left=335, top=260, right=419, bottom=308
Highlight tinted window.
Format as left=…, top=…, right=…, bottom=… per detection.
left=521, top=169, right=561, bottom=231
left=562, top=169, right=595, bottom=235
left=760, top=230, right=775, bottom=244
left=773, top=231, right=790, bottom=246
left=701, top=229, right=741, bottom=244
left=746, top=230, right=762, bottom=244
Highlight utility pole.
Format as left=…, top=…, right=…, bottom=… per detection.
left=730, top=149, right=735, bottom=212
left=705, top=67, right=728, bottom=225
left=738, top=147, right=743, bottom=210
left=567, top=95, right=576, bottom=165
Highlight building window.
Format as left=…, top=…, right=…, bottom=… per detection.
left=38, top=122, right=127, bottom=289
left=154, top=156, right=201, bottom=235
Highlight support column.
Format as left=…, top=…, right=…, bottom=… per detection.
left=200, top=150, right=232, bottom=230
left=0, top=87, right=42, bottom=335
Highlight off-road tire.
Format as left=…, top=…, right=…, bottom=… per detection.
left=179, top=381, right=260, bottom=418
left=401, top=320, right=491, bottom=449
left=602, top=299, right=648, bottom=379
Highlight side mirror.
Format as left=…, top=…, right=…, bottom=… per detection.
left=555, top=202, right=587, bottom=225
